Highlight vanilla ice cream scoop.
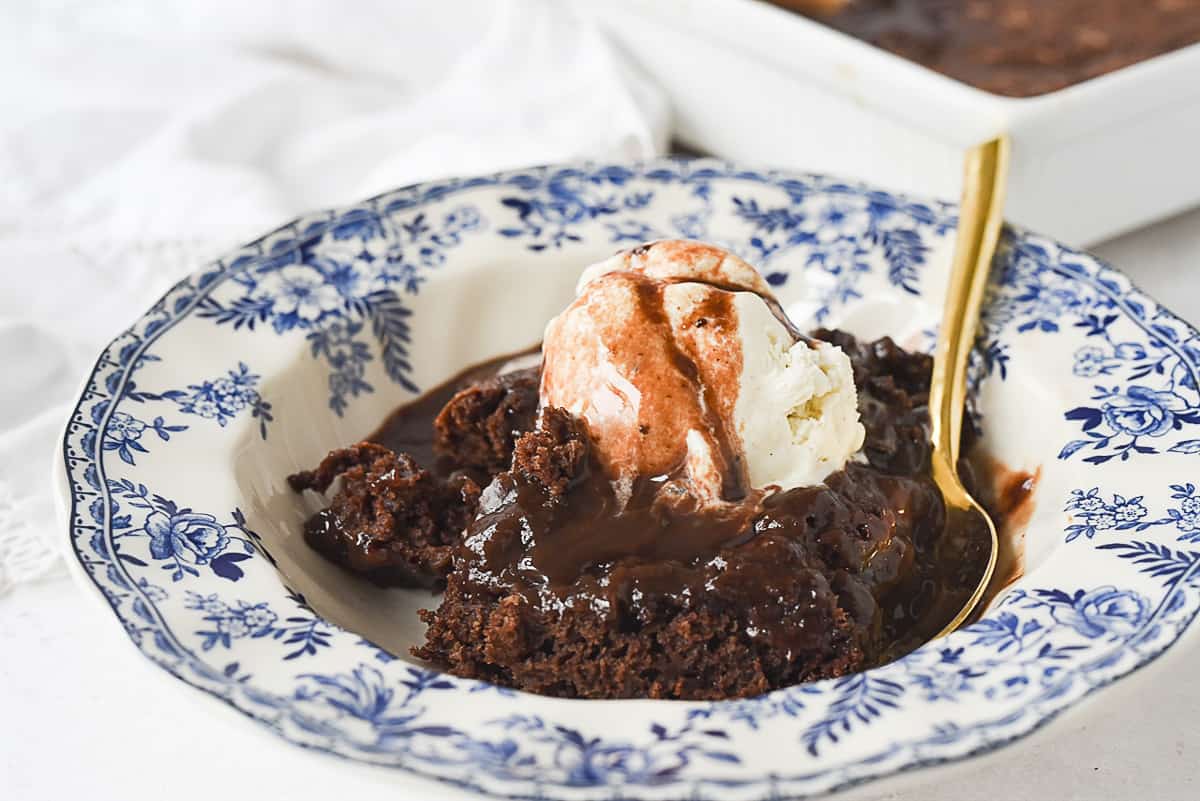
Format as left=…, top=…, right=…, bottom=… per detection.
left=540, top=241, right=864, bottom=504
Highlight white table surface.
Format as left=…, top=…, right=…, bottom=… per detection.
left=3, top=208, right=1199, bottom=801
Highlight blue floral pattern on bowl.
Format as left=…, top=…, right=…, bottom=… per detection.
left=57, top=159, right=1200, bottom=801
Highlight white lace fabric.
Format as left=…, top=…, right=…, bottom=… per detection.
left=0, top=0, right=666, bottom=596
left=0, top=402, right=77, bottom=594
left=0, top=477, right=64, bottom=593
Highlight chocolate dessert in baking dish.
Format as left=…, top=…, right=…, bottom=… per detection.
left=776, top=0, right=1200, bottom=97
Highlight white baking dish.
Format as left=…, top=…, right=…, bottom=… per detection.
left=592, top=0, right=1200, bottom=245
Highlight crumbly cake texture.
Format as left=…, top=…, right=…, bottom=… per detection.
left=433, top=367, right=539, bottom=475
left=288, top=444, right=480, bottom=588
left=288, top=368, right=539, bottom=588
left=412, top=409, right=867, bottom=699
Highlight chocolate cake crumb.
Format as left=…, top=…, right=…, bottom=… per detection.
left=434, top=367, right=539, bottom=475
left=511, top=407, right=589, bottom=497
left=289, top=443, right=480, bottom=588
left=814, top=329, right=934, bottom=475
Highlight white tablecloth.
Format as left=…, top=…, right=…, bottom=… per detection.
left=3, top=1, right=1199, bottom=798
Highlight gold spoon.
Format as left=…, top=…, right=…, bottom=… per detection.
left=929, top=136, right=1010, bottom=638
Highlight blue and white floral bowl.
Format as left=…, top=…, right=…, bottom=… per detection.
left=56, top=159, right=1200, bottom=800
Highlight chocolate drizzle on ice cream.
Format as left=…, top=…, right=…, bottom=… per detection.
left=541, top=240, right=865, bottom=507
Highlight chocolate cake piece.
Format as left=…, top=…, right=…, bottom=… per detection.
left=289, top=443, right=480, bottom=588
left=414, top=407, right=875, bottom=699
left=287, top=363, right=539, bottom=588
left=814, top=329, right=935, bottom=476
left=415, top=576, right=863, bottom=700
left=434, top=367, right=539, bottom=475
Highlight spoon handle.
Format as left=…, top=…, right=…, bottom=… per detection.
left=929, top=137, right=1010, bottom=467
